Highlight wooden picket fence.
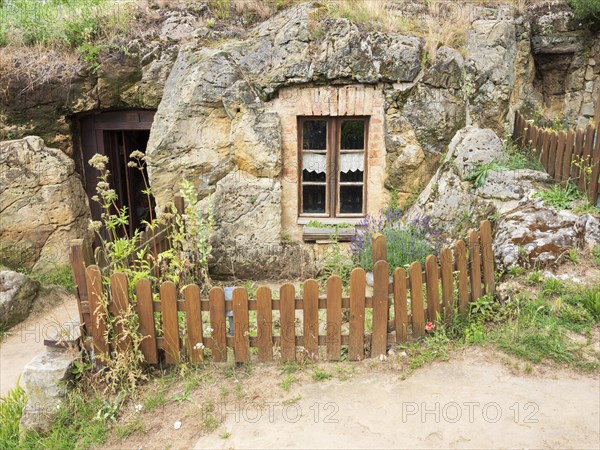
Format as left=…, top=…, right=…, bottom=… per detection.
left=512, top=111, right=599, bottom=203
left=69, top=220, right=496, bottom=365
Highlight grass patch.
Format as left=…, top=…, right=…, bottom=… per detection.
left=0, top=381, right=27, bottom=449
left=533, top=182, right=581, bottom=210
left=312, top=368, right=332, bottom=381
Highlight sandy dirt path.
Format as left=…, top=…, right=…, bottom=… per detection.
left=0, top=291, right=79, bottom=395
left=194, top=351, right=600, bottom=450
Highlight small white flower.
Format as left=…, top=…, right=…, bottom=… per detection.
left=135, top=404, right=142, bottom=412
left=174, top=420, right=182, bottom=430
left=206, top=326, right=214, bottom=334
left=194, top=342, right=205, bottom=350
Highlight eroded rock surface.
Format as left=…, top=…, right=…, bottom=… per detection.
left=0, top=270, right=39, bottom=328
left=0, top=137, right=90, bottom=270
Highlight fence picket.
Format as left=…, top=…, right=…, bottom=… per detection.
left=554, top=131, right=566, bottom=180
left=562, top=130, right=575, bottom=183
left=409, top=262, right=425, bottom=337
left=480, top=220, right=495, bottom=296
left=573, top=129, right=585, bottom=182
left=232, top=288, right=249, bottom=363
left=581, top=125, right=595, bottom=193
left=425, top=255, right=440, bottom=322
left=303, top=279, right=319, bottom=360
left=547, top=132, right=558, bottom=177
left=468, top=230, right=482, bottom=302
left=209, top=287, right=227, bottom=362
left=136, top=278, right=158, bottom=364
left=85, top=265, right=109, bottom=359
left=372, top=233, right=387, bottom=264
left=455, top=240, right=469, bottom=314
left=541, top=130, right=551, bottom=168
left=69, top=240, right=91, bottom=332
left=591, top=128, right=600, bottom=203
left=440, top=248, right=453, bottom=321
left=184, top=284, right=203, bottom=364
left=393, top=268, right=408, bottom=343
left=326, top=275, right=342, bottom=361
left=160, top=282, right=180, bottom=364
left=256, top=286, right=273, bottom=362
left=372, top=260, right=389, bottom=357
left=349, top=268, right=366, bottom=360
left=110, top=273, right=131, bottom=353
left=280, top=283, right=296, bottom=362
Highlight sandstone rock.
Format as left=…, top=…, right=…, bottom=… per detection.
left=465, top=11, right=518, bottom=133
left=19, top=351, right=74, bottom=434
left=0, top=137, right=91, bottom=270
left=210, top=170, right=313, bottom=278
left=0, top=270, right=39, bottom=328
left=402, top=84, right=467, bottom=153
left=494, top=201, right=600, bottom=269
left=408, top=127, right=552, bottom=233
left=450, top=127, right=504, bottom=178
left=423, top=47, right=464, bottom=89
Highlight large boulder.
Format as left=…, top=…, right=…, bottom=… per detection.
left=0, top=270, right=39, bottom=328
left=209, top=171, right=314, bottom=279
left=408, top=126, right=551, bottom=232
left=494, top=203, right=600, bottom=269
left=0, top=137, right=91, bottom=271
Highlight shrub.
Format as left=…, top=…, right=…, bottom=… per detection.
left=568, top=0, right=600, bottom=28
left=351, top=210, right=439, bottom=273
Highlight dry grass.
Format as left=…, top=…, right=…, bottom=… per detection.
left=0, top=45, right=82, bottom=98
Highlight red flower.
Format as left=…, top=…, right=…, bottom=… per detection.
left=425, top=322, right=435, bottom=332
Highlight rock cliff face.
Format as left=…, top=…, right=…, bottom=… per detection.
left=0, top=1, right=597, bottom=276
left=0, top=137, right=91, bottom=271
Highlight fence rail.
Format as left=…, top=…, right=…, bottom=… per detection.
left=512, top=110, right=599, bottom=203
left=70, top=220, right=496, bottom=364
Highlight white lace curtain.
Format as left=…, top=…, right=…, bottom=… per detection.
left=302, top=153, right=364, bottom=173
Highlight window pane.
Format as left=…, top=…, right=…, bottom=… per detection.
left=302, top=120, right=327, bottom=150
left=303, top=170, right=326, bottom=182
left=340, top=120, right=364, bottom=150
left=339, top=186, right=363, bottom=214
left=303, top=185, right=326, bottom=214
left=340, top=170, right=363, bottom=182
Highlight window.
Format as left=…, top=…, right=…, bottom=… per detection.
left=299, top=117, right=368, bottom=217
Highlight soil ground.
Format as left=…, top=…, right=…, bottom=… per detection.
left=0, top=289, right=80, bottom=395
left=106, top=348, right=600, bottom=450
left=191, top=349, right=600, bottom=450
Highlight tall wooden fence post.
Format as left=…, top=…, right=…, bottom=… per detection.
left=70, top=239, right=93, bottom=333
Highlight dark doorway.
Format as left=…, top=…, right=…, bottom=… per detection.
left=77, top=110, right=155, bottom=237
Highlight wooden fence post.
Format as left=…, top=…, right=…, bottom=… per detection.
left=184, top=284, right=203, bottom=364
left=480, top=220, right=495, bottom=296
left=326, top=275, right=342, bottom=361
left=409, top=262, right=425, bottom=338
left=280, top=283, right=296, bottom=362
left=424, top=255, right=440, bottom=322
left=348, top=268, right=366, bottom=361
left=372, top=259, right=389, bottom=357
left=85, top=265, right=109, bottom=361
left=468, top=230, right=482, bottom=302
left=303, top=279, right=319, bottom=360
left=136, top=278, right=158, bottom=364
left=256, top=286, right=273, bottom=362
left=69, top=239, right=93, bottom=333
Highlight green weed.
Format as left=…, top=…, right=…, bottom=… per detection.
left=0, top=381, right=27, bottom=449
left=312, top=368, right=332, bottom=381
left=533, top=182, right=581, bottom=210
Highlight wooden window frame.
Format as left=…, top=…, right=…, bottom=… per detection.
left=298, top=116, right=369, bottom=218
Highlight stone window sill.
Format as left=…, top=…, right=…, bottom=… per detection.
left=302, top=226, right=357, bottom=243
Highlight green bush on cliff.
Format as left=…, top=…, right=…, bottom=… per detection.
left=568, top=0, right=600, bottom=28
